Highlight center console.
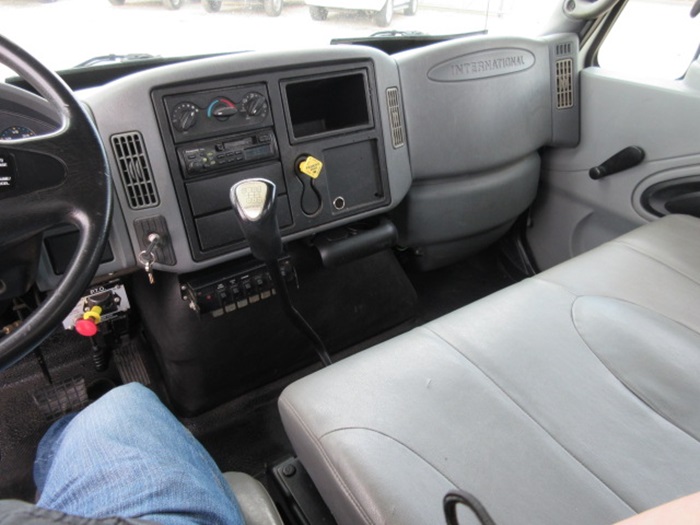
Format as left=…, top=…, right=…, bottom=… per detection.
left=44, top=47, right=413, bottom=415
left=153, top=61, right=392, bottom=263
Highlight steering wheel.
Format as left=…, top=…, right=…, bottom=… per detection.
left=0, top=35, right=112, bottom=370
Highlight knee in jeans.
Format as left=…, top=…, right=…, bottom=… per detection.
left=74, top=383, right=161, bottom=431
left=104, top=382, right=155, bottom=405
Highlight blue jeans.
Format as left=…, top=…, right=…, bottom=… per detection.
left=33, top=383, right=244, bottom=525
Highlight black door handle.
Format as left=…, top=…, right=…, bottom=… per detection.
left=589, top=146, right=645, bottom=180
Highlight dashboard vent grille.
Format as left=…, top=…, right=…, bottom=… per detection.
left=556, top=42, right=572, bottom=57
left=111, top=132, right=160, bottom=210
left=386, top=87, right=405, bottom=149
left=555, top=59, right=574, bottom=109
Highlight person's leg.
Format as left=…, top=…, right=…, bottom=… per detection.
left=34, top=383, right=244, bottom=525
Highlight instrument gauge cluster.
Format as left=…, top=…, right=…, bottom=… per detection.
left=0, top=125, right=36, bottom=140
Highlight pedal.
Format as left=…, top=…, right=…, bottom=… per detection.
left=33, top=377, right=89, bottom=422
left=114, top=340, right=151, bottom=386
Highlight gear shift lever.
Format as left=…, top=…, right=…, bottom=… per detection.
left=230, top=178, right=283, bottom=263
left=230, top=178, right=332, bottom=367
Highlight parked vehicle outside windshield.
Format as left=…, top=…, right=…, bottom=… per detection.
left=1, top=0, right=559, bottom=77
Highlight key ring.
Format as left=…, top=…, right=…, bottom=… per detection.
left=137, top=249, right=156, bottom=269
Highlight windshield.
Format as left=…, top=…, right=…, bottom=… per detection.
left=2, top=0, right=560, bottom=74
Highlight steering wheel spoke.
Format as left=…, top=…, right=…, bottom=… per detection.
left=0, top=117, right=102, bottom=238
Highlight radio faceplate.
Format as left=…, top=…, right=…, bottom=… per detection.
left=177, top=129, right=278, bottom=178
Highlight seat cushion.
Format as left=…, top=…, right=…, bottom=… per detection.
left=223, top=472, right=283, bottom=525
left=279, top=214, right=700, bottom=525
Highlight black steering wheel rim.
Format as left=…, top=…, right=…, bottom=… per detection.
left=0, top=35, right=112, bottom=370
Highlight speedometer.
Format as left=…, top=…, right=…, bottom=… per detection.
left=0, top=126, right=36, bottom=140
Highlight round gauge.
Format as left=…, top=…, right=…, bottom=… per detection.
left=241, top=92, right=269, bottom=120
left=0, top=126, right=36, bottom=140
left=171, top=102, right=200, bottom=132
left=207, top=97, right=238, bottom=120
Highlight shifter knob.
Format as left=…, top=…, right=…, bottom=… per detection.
left=231, top=179, right=332, bottom=367
left=230, top=178, right=284, bottom=262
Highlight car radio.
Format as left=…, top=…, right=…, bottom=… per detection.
left=177, top=128, right=278, bottom=178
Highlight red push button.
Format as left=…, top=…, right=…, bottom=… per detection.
left=75, top=318, right=98, bottom=337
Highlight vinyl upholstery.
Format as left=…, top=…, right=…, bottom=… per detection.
left=279, top=214, right=700, bottom=525
left=223, top=472, right=283, bottom=525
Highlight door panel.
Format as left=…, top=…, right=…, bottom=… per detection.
left=528, top=63, right=700, bottom=270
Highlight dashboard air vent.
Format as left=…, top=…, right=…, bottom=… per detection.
left=386, top=87, right=405, bottom=149
left=556, top=43, right=572, bottom=57
left=555, top=59, right=574, bottom=109
left=111, top=132, right=160, bottom=210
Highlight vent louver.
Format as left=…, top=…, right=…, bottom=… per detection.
left=555, top=59, right=574, bottom=109
left=111, top=132, right=160, bottom=210
left=386, top=87, right=405, bottom=149
left=556, top=43, right=572, bottom=57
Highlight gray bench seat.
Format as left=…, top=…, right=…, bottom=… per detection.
left=279, top=214, right=700, bottom=525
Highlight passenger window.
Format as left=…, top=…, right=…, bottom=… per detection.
left=597, top=0, right=699, bottom=80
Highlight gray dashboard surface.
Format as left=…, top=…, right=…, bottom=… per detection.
left=34, top=32, right=580, bottom=286
left=75, top=45, right=412, bottom=278
left=394, top=33, right=579, bottom=180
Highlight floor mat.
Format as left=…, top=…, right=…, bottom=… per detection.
left=182, top=370, right=299, bottom=481
left=0, top=332, right=158, bottom=501
left=33, top=376, right=90, bottom=422
left=405, top=247, right=516, bottom=324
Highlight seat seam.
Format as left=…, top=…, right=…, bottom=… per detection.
left=569, top=296, right=700, bottom=444
left=527, top=276, right=582, bottom=298
left=533, top=274, right=700, bottom=342
left=608, top=240, right=700, bottom=288
left=319, top=425, right=463, bottom=487
left=421, top=326, right=638, bottom=514
left=533, top=242, right=700, bottom=437
left=279, top=396, right=374, bottom=525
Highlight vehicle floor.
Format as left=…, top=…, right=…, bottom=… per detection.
left=0, top=247, right=516, bottom=514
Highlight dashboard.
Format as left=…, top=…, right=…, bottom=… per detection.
left=3, top=33, right=579, bottom=293
left=32, top=45, right=412, bottom=290
left=0, top=34, right=578, bottom=412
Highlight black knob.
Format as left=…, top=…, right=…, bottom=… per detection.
left=171, top=102, right=199, bottom=132
left=242, top=92, right=268, bottom=119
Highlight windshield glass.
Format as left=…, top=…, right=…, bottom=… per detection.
left=3, top=0, right=560, bottom=74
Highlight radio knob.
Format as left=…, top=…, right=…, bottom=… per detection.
left=188, top=161, right=205, bottom=173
